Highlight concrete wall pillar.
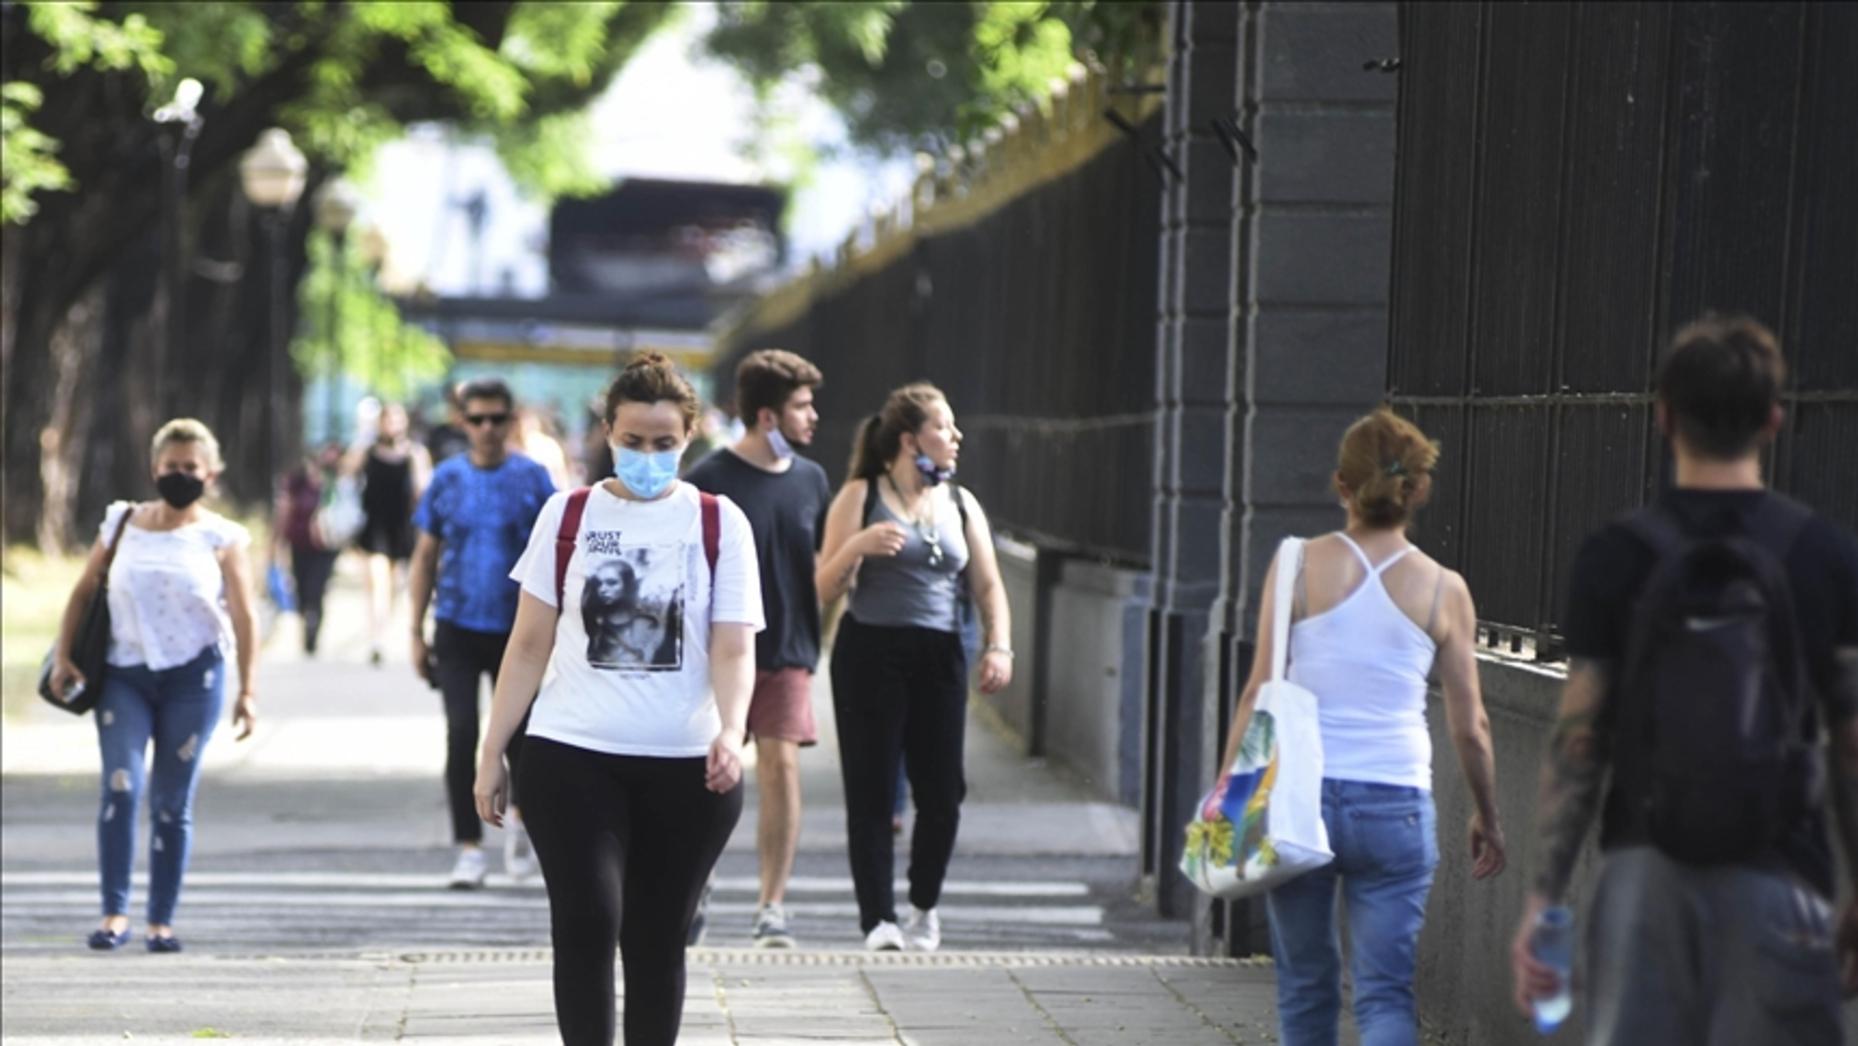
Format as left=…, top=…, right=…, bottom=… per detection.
left=1143, top=0, right=1243, bottom=923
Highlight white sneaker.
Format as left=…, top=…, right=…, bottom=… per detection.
left=503, top=820, right=536, bottom=881
left=448, top=847, right=487, bottom=890
left=863, top=920, right=906, bottom=952
left=903, top=906, right=940, bottom=952
left=752, top=904, right=795, bottom=949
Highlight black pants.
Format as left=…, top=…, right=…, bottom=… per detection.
left=829, top=614, right=968, bottom=932
left=434, top=621, right=525, bottom=844
left=290, top=548, right=339, bottom=654
left=518, top=737, right=743, bottom=1046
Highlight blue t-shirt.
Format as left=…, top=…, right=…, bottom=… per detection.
left=413, top=453, right=556, bottom=632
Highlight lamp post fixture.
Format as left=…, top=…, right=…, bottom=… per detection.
left=239, top=128, right=307, bottom=490
left=151, top=77, right=204, bottom=418
left=314, top=178, right=360, bottom=441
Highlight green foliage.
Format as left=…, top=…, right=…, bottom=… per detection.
left=291, top=229, right=452, bottom=400
left=0, top=83, right=71, bottom=223
left=4, top=2, right=671, bottom=225
left=705, top=0, right=1162, bottom=154
left=25, top=2, right=171, bottom=79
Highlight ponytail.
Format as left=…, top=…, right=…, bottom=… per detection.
left=847, top=413, right=886, bottom=480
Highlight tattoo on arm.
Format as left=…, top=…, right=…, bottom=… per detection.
left=1531, top=657, right=1613, bottom=900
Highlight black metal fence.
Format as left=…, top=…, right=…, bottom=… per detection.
left=716, top=113, right=1164, bottom=565
left=1388, top=0, right=1858, bottom=648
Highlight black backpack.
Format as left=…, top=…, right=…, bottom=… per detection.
left=1614, top=496, right=1817, bottom=865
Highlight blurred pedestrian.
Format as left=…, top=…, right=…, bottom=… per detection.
left=511, top=406, right=574, bottom=490
left=408, top=377, right=556, bottom=889
left=274, top=441, right=345, bottom=656
left=686, top=349, right=831, bottom=949
left=815, top=382, right=1014, bottom=952
left=47, top=418, right=260, bottom=953
left=346, top=402, right=430, bottom=665
left=1511, top=316, right=1858, bottom=1045
left=474, top=353, right=762, bottom=1045
left=426, top=382, right=472, bottom=466
left=1217, top=408, right=1505, bottom=1046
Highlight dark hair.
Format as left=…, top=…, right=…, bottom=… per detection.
left=457, top=377, right=514, bottom=412
left=1335, top=408, right=1440, bottom=528
left=603, top=352, right=700, bottom=433
left=1656, top=314, right=1785, bottom=459
left=847, top=382, right=945, bottom=480
left=735, top=349, right=823, bottom=427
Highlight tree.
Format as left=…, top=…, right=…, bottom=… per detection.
left=1, top=1, right=671, bottom=548
left=703, top=1, right=1164, bottom=155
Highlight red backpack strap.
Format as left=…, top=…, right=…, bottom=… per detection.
left=699, top=492, right=720, bottom=581
left=554, top=488, right=591, bottom=610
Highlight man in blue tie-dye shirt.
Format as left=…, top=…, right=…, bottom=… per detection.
left=409, top=377, right=556, bottom=889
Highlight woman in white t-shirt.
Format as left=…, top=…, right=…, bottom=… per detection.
left=474, top=354, right=763, bottom=1046
left=48, top=419, right=261, bottom=954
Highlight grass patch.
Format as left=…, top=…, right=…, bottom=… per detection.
left=1, top=545, right=85, bottom=720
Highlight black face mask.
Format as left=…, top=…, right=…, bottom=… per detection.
left=155, top=471, right=206, bottom=509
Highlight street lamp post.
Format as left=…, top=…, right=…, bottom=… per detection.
left=152, top=77, right=204, bottom=418
left=238, top=128, right=307, bottom=492
left=314, top=179, right=360, bottom=441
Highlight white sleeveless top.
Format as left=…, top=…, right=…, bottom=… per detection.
left=1286, top=534, right=1438, bottom=790
left=101, top=501, right=250, bottom=671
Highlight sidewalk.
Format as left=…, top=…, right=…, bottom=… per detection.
left=1, top=562, right=1288, bottom=1043
left=0, top=949, right=1278, bottom=1044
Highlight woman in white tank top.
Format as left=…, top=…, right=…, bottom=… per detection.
left=1214, top=409, right=1507, bottom=1046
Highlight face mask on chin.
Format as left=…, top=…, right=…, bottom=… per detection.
left=914, top=452, right=955, bottom=486
left=765, top=424, right=795, bottom=462
left=612, top=445, right=681, bottom=499
left=155, top=471, right=206, bottom=509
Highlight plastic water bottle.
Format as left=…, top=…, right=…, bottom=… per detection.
left=1531, top=905, right=1574, bottom=1034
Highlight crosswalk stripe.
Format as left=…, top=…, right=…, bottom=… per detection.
left=0, top=870, right=1091, bottom=898
left=1, top=890, right=1103, bottom=925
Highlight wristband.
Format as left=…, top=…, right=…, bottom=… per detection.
left=984, top=645, right=1014, bottom=659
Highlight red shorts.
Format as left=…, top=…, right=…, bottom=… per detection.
left=746, top=667, right=817, bottom=746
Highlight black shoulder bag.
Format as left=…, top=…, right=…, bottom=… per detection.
left=37, top=507, right=135, bottom=716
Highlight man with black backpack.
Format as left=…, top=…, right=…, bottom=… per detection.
left=1510, top=315, right=1858, bottom=1043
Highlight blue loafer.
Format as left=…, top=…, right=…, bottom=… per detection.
left=145, top=934, right=183, bottom=954
left=86, top=927, right=131, bottom=951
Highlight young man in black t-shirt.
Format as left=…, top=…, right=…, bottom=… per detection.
left=685, top=350, right=832, bottom=948
left=1511, top=316, right=1858, bottom=1043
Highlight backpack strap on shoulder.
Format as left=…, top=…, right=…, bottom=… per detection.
left=554, top=487, right=591, bottom=610
left=700, top=492, right=720, bottom=580
left=862, top=475, right=881, bottom=526
left=1623, top=505, right=1687, bottom=560
left=1748, top=493, right=1812, bottom=561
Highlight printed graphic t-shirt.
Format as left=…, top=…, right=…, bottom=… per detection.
left=511, top=482, right=765, bottom=757
left=414, top=452, right=555, bottom=633
left=684, top=448, right=832, bottom=671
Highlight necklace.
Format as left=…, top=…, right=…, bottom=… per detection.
left=886, top=473, right=945, bottom=569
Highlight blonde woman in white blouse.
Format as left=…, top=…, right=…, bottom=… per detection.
left=49, top=418, right=260, bottom=953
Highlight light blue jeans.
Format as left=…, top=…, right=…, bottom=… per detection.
left=95, top=646, right=224, bottom=926
left=1267, top=778, right=1438, bottom=1046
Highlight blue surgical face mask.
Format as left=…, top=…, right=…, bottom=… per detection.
left=613, top=445, right=681, bottom=498
left=766, top=424, right=795, bottom=462
left=914, top=452, right=955, bottom=486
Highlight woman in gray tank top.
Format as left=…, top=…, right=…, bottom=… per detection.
left=815, top=382, right=1015, bottom=952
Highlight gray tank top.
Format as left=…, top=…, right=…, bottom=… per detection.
left=848, top=483, right=970, bottom=632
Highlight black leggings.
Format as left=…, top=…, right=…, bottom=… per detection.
left=829, top=614, right=968, bottom=932
left=290, top=548, right=338, bottom=653
left=518, top=737, right=743, bottom=1046
left=434, top=621, right=525, bottom=844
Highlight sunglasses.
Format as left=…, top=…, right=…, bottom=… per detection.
left=465, top=413, right=510, bottom=427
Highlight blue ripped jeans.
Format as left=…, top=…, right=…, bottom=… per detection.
left=1266, top=779, right=1439, bottom=1046
left=95, top=646, right=225, bottom=926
